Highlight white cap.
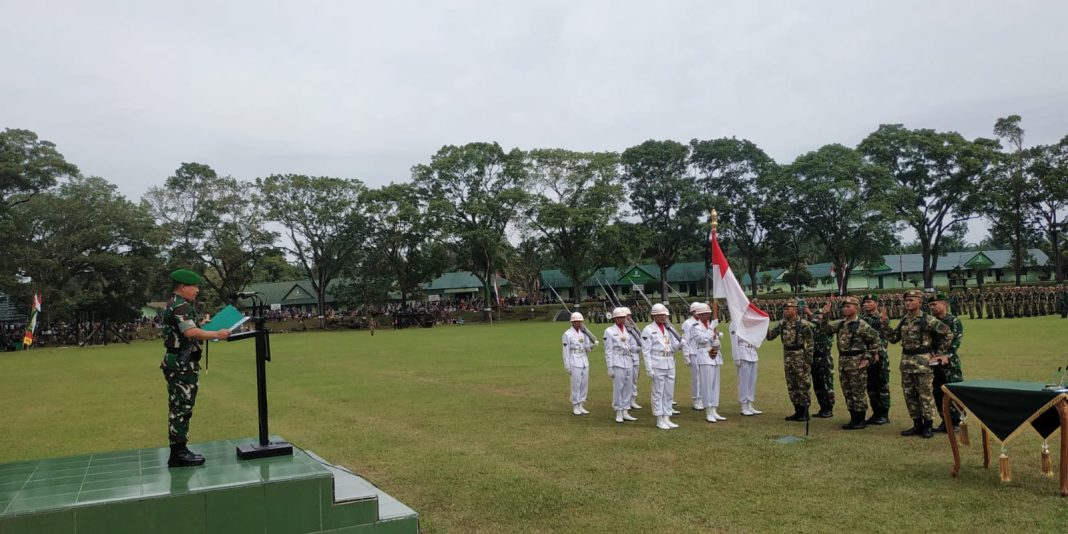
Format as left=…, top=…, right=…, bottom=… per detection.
left=695, top=303, right=712, bottom=315
left=689, top=302, right=702, bottom=312
left=651, top=303, right=669, bottom=316
left=622, top=307, right=632, bottom=316
left=611, top=307, right=628, bottom=318
left=570, top=312, right=584, bottom=322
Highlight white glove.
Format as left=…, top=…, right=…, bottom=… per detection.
left=565, top=367, right=571, bottom=374
left=607, top=368, right=614, bottom=377
left=683, top=356, right=691, bottom=365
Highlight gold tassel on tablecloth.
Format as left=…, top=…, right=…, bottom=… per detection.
left=1041, top=441, right=1053, bottom=477
left=999, top=446, right=1012, bottom=482
left=958, top=412, right=969, bottom=446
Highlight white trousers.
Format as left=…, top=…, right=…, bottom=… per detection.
left=688, top=358, right=702, bottom=401
left=611, top=366, right=634, bottom=410
left=737, top=361, right=758, bottom=404
left=631, top=363, right=641, bottom=400
left=649, top=368, right=676, bottom=416
left=569, top=366, right=589, bottom=404
left=697, top=364, right=721, bottom=407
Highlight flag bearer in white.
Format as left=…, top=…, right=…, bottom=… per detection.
left=624, top=307, right=643, bottom=410
left=689, top=303, right=726, bottom=422
left=604, top=308, right=638, bottom=423
left=682, top=302, right=704, bottom=410
left=642, top=303, right=684, bottom=430
left=732, top=325, right=764, bottom=416
left=562, top=312, right=593, bottom=415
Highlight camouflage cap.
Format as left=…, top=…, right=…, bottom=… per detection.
left=170, top=269, right=202, bottom=285
left=783, top=299, right=798, bottom=308
left=903, top=289, right=924, bottom=299
left=932, top=292, right=949, bottom=302
left=861, top=294, right=878, bottom=302
left=841, top=296, right=860, bottom=306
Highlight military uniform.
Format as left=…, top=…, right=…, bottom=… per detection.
left=681, top=309, right=703, bottom=409
left=642, top=306, right=684, bottom=429
left=562, top=317, right=593, bottom=415
left=687, top=307, right=724, bottom=422
left=884, top=289, right=954, bottom=438
left=809, top=309, right=836, bottom=418
left=161, top=294, right=202, bottom=446
left=859, top=295, right=891, bottom=425
left=766, top=300, right=815, bottom=421
left=603, top=312, right=637, bottom=423
left=932, top=295, right=964, bottom=432
left=732, top=326, right=762, bottom=416
left=820, top=297, right=881, bottom=430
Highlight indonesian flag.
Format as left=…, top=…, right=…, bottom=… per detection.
left=711, top=229, right=769, bottom=347
left=22, top=292, right=42, bottom=347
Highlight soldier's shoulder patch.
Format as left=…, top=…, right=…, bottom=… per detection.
left=172, top=302, right=191, bottom=315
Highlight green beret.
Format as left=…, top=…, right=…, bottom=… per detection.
left=862, top=294, right=878, bottom=302
left=932, top=292, right=949, bottom=302
left=170, top=269, right=202, bottom=285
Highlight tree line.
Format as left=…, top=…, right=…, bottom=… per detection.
left=1, top=115, right=1066, bottom=323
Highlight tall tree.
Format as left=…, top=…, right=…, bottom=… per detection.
left=689, top=137, right=777, bottom=297
left=985, top=115, right=1034, bottom=286
left=622, top=140, right=706, bottom=301
left=859, top=124, right=997, bottom=289
left=506, top=237, right=552, bottom=303
left=1026, top=137, right=1068, bottom=281
left=143, top=163, right=278, bottom=303
left=525, top=148, right=622, bottom=300
left=413, top=142, right=527, bottom=319
left=259, top=174, right=368, bottom=323
left=7, top=175, right=160, bottom=321
left=777, top=144, right=897, bottom=295
left=0, top=128, right=79, bottom=218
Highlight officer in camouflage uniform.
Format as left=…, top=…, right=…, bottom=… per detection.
left=1059, top=284, right=1068, bottom=318
left=859, top=294, right=891, bottom=425
left=161, top=269, right=231, bottom=468
left=805, top=304, right=836, bottom=418
left=766, top=299, right=815, bottom=422
left=819, top=296, right=881, bottom=430
left=883, top=289, right=953, bottom=439
left=929, top=293, right=964, bottom=432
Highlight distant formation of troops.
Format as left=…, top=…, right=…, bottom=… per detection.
left=561, top=288, right=979, bottom=437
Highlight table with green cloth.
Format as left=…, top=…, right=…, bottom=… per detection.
left=942, top=380, right=1068, bottom=496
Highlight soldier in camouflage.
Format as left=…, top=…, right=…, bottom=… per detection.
left=766, top=299, right=815, bottom=422
left=819, top=296, right=881, bottom=430
left=929, top=293, right=964, bottom=432
left=882, top=289, right=953, bottom=439
left=161, top=269, right=230, bottom=468
left=805, top=304, right=836, bottom=418
left=859, top=294, right=891, bottom=426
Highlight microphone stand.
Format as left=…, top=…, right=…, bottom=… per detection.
left=229, top=294, right=293, bottom=459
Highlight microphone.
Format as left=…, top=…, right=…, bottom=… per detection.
left=230, top=291, right=260, bottom=299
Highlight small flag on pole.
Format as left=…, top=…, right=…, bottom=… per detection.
left=710, top=221, right=769, bottom=347
left=22, top=292, right=42, bottom=348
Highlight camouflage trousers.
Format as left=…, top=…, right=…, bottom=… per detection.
left=838, top=355, right=869, bottom=412
left=811, top=350, right=835, bottom=409
left=866, top=350, right=891, bottom=415
left=783, top=350, right=812, bottom=406
left=901, top=369, right=936, bottom=421
left=163, top=368, right=199, bottom=445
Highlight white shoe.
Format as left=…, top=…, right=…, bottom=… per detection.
left=578, top=403, right=590, bottom=415
left=741, top=402, right=755, bottom=416
left=705, top=407, right=717, bottom=423
left=749, top=403, right=764, bottom=415
left=656, top=415, right=671, bottom=430
left=665, top=416, right=679, bottom=428
left=671, top=401, right=678, bottom=405
left=671, top=409, right=681, bottom=415
left=693, top=401, right=705, bottom=411
left=573, top=405, right=583, bottom=416
left=622, top=410, right=637, bottom=421
left=615, top=410, right=624, bottom=423
left=630, top=401, right=642, bottom=409
left=712, top=408, right=727, bottom=421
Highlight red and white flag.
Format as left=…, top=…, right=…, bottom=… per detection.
left=710, top=229, right=769, bottom=347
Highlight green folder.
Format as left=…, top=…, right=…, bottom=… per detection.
left=202, top=305, right=250, bottom=332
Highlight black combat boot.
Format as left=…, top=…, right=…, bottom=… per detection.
left=784, top=404, right=802, bottom=421
left=181, top=443, right=205, bottom=461
left=795, top=405, right=809, bottom=422
left=869, top=408, right=889, bottom=425
left=842, top=410, right=867, bottom=430
left=168, top=442, right=205, bottom=468
left=920, top=419, right=934, bottom=439
left=900, top=418, right=923, bottom=437
left=814, top=405, right=834, bottom=418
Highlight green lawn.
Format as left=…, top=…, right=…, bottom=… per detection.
left=2, top=317, right=1067, bottom=532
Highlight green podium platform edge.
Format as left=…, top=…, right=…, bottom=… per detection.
left=0, top=436, right=417, bottom=534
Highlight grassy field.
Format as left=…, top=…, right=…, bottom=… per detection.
left=2, top=316, right=1068, bottom=532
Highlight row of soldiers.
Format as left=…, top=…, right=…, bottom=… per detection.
left=948, top=286, right=1068, bottom=319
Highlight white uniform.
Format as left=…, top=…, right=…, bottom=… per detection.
left=682, top=316, right=702, bottom=406
left=562, top=327, right=592, bottom=406
left=688, top=319, right=722, bottom=410
left=731, top=328, right=759, bottom=406
left=603, top=323, right=634, bottom=411
left=629, top=325, right=642, bottom=405
left=641, top=322, right=684, bottom=417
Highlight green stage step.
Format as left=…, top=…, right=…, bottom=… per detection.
left=0, top=437, right=417, bottom=533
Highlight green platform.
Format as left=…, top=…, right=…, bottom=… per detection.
left=0, top=437, right=417, bottom=533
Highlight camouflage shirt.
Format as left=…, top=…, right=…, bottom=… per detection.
left=766, top=318, right=814, bottom=355
left=936, top=313, right=964, bottom=381
left=161, top=295, right=201, bottom=370
left=820, top=316, right=880, bottom=361
left=884, top=312, right=953, bottom=373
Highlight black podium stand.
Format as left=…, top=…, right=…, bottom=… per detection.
left=227, top=296, right=293, bottom=460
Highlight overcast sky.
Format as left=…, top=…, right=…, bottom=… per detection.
left=3, top=1, right=1067, bottom=243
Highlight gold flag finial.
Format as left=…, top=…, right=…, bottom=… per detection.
left=710, top=209, right=718, bottom=230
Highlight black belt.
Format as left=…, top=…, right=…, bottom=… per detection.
left=903, top=348, right=932, bottom=355
left=784, top=344, right=804, bottom=351
left=839, top=350, right=865, bottom=357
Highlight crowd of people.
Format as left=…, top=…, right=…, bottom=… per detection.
left=561, top=288, right=975, bottom=437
